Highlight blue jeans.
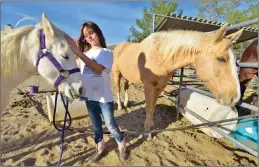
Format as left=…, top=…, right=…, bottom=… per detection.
left=84, top=100, right=124, bottom=144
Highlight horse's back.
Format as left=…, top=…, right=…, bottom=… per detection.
left=239, top=39, right=258, bottom=78
left=241, top=39, right=258, bottom=62
left=238, top=39, right=258, bottom=100
left=113, top=42, right=142, bottom=59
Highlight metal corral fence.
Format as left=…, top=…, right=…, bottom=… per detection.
left=173, top=62, right=258, bottom=90
left=149, top=12, right=258, bottom=157
left=173, top=66, right=198, bottom=79
left=173, top=67, right=201, bottom=83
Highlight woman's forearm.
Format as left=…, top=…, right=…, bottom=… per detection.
left=75, top=49, right=104, bottom=73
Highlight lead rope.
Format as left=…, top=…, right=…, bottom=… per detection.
left=52, top=91, right=72, bottom=166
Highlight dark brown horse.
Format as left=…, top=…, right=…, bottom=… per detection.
left=238, top=38, right=258, bottom=107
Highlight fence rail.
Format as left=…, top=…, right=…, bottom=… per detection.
left=238, top=62, right=258, bottom=68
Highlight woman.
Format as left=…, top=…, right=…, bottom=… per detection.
left=65, top=21, right=128, bottom=162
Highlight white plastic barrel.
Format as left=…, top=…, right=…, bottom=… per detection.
left=46, top=95, right=88, bottom=122
left=177, top=88, right=238, bottom=138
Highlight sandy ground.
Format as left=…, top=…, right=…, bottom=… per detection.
left=1, top=74, right=258, bottom=166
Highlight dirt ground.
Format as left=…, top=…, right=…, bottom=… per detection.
left=1, top=74, right=258, bottom=166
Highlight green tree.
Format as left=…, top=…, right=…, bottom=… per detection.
left=195, top=0, right=257, bottom=26
left=128, top=0, right=178, bottom=42
left=195, top=0, right=241, bottom=22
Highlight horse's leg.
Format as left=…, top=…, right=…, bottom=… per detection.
left=149, top=87, right=165, bottom=128
left=112, top=67, right=123, bottom=110
left=144, top=83, right=156, bottom=132
left=144, top=84, right=165, bottom=140
left=123, top=80, right=130, bottom=108
left=144, top=84, right=162, bottom=131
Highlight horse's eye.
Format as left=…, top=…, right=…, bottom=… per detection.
left=60, top=54, right=69, bottom=60
left=217, top=57, right=226, bottom=63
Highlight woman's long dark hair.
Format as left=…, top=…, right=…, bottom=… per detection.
left=78, top=21, right=107, bottom=52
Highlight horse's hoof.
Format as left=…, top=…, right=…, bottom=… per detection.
left=121, top=109, right=128, bottom=114
left=138, top=134, right=144, bottom=139
left=147, top=133, right=153, bottom=141
left=126, top=108, right=131, bottom=112
left=123, top=102, right=128, bottom=108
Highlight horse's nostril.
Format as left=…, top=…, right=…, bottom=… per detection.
left=79, top=87, right=83, bottom=95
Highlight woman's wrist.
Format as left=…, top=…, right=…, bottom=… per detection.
left=74, top=48, right=84, bottom=58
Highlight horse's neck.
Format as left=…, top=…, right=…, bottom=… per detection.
left=162, top=50, right=197, bottom=73
left=1, top=28, right=40, bottom=112
left=153, top=32, right=204, bottom=72
left=1, top=71, right=33, bottom=113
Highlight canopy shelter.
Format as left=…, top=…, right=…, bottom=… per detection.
left=153, top=13, right=258, bottom=43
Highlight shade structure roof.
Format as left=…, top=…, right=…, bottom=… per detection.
left=154, top=13, right=258, bottom=43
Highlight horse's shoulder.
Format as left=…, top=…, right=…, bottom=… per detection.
left=117, top=41, right=132, bottom=47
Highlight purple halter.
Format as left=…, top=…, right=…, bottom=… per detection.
left=36, top=29, right=80, bottom=88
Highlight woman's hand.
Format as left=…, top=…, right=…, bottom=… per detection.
left=64, top=34, right=105, bottom=73
left=64, top=34, right=81, bottom=56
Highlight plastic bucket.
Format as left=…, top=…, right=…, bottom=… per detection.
left=29, top=85, right=39, bottom=94
left=46, top=95, right=88, bottom=122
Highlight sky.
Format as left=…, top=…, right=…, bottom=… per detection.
left=1, top=0, right=198, bottom=46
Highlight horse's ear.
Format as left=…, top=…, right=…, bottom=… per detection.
left=225, top=28, right=244, bottom=44
left=214, top=23, right=228, bottom=43
left=42, top=13, right=57, bottom=38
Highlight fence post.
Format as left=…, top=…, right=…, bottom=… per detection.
left=152, top=14, right=156, bottom=33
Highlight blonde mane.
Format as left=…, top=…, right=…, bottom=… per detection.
left=141, top=30, right=212, bottom=60
left=1, top=26, right=36, bottom=80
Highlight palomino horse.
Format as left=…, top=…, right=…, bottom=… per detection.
left=238, top=39, right=258, bottom=104
left=112, top=24, right=244, bottom=132
left=1, top=13, right=83, bottom=113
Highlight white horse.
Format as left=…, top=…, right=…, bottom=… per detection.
left=1, top=13, right=83, bottom=113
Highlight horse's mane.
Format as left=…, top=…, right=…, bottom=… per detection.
left=1, top=26, right=35, bottom=79
left=141, top=30, right=212, bottom=58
